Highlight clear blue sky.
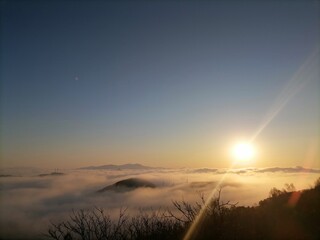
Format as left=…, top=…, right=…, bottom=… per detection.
left=1, top=0, right=319, bottom=168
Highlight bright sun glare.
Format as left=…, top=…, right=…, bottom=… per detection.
left=232, top=142, right=255, bottom=162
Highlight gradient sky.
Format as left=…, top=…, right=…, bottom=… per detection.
left=1, top=0, right=319, bottom=169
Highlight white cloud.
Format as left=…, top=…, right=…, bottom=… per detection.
left=0, top=167, right=319, bottom=239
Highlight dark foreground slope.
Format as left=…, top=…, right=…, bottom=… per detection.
left=47, top=180, right=320, bottom=240
left=197, top=185, right=320, bottom=240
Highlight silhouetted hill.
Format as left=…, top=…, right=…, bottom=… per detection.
left=38, top=172, right=65, bottom=177
left=97, top=178, right=156, bottom=193
left=0, top=174, right=13, bottom=177
left=197, top=184, right=320, bottom=240
left=80, top=163, right=155, bottom=170
left=253, top=186, right=320, bottom=240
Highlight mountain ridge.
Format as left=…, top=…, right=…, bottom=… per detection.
left=79, top=163, right=158, bottom=170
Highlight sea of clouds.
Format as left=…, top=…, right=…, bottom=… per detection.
left=0, top=166, right=319, bottom=239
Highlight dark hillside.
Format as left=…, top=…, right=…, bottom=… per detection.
left=97, top=178, right=156, bottom=193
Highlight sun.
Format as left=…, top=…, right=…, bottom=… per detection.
left=232, top=142, right=255, bottom=162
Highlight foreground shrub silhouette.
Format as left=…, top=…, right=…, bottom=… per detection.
left=47, top=207, right=185, bottom=240
left=47, top=178, right=320, bottom=240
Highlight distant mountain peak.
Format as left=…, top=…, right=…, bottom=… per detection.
left=79, top=163, right=155, bottom=170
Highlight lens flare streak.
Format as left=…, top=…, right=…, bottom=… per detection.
left=250, top=47, right=319, bottom=142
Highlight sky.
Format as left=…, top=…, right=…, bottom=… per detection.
left=1, top=0, right=319, bottom=169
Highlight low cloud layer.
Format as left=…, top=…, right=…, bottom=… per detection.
left=0, top=167, right=319, bottom=239
left=189, top=166, right=320, bottom=175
